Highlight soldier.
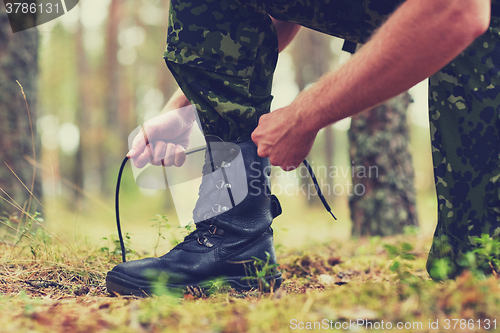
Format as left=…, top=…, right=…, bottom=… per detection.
left=107, top=0, right=499, bottom=295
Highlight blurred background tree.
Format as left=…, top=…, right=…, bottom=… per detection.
left=349, top=92, right=419, bottom=236
left=0, top=10, right=41, bottom=218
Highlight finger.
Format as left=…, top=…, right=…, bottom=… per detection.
left=257, top=145, right=269, bottom=158
left=128, top=126, right=149, bottom=159
left=257, top=112, right=269, bottom=125
left=173, top=145, right=186, bottom=167
left=283, top=164, right=298, bottom=172
left=279, top=162, right=298, bottom=172
left=133, top=143, right=154, bottom=168
left=269, top=156, right=298, bottom=172
left=251, top=128, right=259, bottom=143
left=152, top=141, right=167, bottom=166
left=126, top=149, right=137, bottom=158
left=162, top=143, right=176, bottom=167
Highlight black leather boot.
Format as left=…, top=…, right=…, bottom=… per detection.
left=106, top=139, right=282, bottom=296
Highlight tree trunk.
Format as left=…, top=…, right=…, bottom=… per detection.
left=72, top=12, right=90, bottom=206
left=0, top=12, right=41, bottom=218
left=349, top=92, right=418, bottom=236
left=99, top=0, right=122, bottom=195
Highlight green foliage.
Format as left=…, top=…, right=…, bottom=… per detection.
left=100, top=232, right=134, bottom=260
left=204, top=277, right=232, bottom=296
left=0, top=211, right=45, bottom=246
left=470, top=234, right=500, bottom=273
left=429, top=257, right=453, bottom=281
left=242, top=252, right=280, bottom=293
left=142, top=269, right=183, bottom=299
left=149, top=214, right=196, bottom=251
left=429, top=234, right=500, bottom=280
left=179, top=220, right=195, bottom=236
left=383, top=242, right=416, bottom=281
left=150, top=214, right=173, bottom=255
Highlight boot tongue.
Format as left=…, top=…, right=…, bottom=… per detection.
left=202, top=139, right=240, bottom=175
left=192, top=139, right=245, bottom=223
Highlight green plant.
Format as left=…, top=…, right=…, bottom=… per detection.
left=178, top=220, right=195, bottom=238
left=428, top=235, right=456, bottom=280
left=204, top=277, right=232, bottom=296
left=383, top=242, right=416, bottom=281
left=453, top=234, right=500, bottom=278
left=100, top=232, right=134, bottom=259
left=429, top=257, right=453, bottom=281
left=429, top=234, right=500, bottom=280
left=150, top=214, right=172, bottom=256
left=150, top=214, right=190, bottom=249
left=242, top=252, right=280, bottom=293
left=0, top=211, right=45, bottom=246
left=471, top=234, right=500, bottom=273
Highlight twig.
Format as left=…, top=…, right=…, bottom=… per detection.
left=3, top=163, right=48, bottom=214
left=15, top=81, right=36, bottom=217
left=24, top=279, right=67, bottom=289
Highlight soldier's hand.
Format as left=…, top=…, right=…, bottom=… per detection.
left=128, top=106, right=196, bottom=168
left=251, top=105, right=317, bottom=171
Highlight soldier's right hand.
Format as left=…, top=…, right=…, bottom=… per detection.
left=127, top=106, right=196, bottom=168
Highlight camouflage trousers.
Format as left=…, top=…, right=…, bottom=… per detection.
left=164, top=0, right=500, bottom=278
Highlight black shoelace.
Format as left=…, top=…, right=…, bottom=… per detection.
left=114, top=151, right=336, bottom=263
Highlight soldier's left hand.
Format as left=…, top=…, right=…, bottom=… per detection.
left=251, top=105, right=317, bottom=171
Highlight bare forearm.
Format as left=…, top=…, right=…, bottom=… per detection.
left=271, top=17, right=301, bottom=52
left=164, top=88, right=191, bottom=111
left=296, top=0, right=490, bottom=133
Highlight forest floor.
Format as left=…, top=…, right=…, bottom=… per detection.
left=1, top=221, right=500, bottom=333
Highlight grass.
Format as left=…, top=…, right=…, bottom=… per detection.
left=1, top=93, right=496, bottom=331
left=2, top=162, right=497, bottom=332
left=1, top=212, right=500, bottom=333
left=11, top=75, right=497, bottom=331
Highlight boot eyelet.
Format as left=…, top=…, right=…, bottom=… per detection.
left=225, top=183, right=231, bottom=189
left=202, top=236, right=213, bottom=248
left=203, top=213, right=214, bottom=220
left=197, top=236, right=214, bottom=247
left=221, top=161, right=231, bottom=168
left=216, top=180, right=225, bottom=189
left=212, top=204, right=221, bottom=213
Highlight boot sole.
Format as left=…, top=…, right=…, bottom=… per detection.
left=106, top=270, right=282, bottom=297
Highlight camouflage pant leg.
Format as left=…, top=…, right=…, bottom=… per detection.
left=426, top=14, right=500, bottom=279
left=165, top=0, right=277, bottom=142
left=164, top=0, right=403, bottom=141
